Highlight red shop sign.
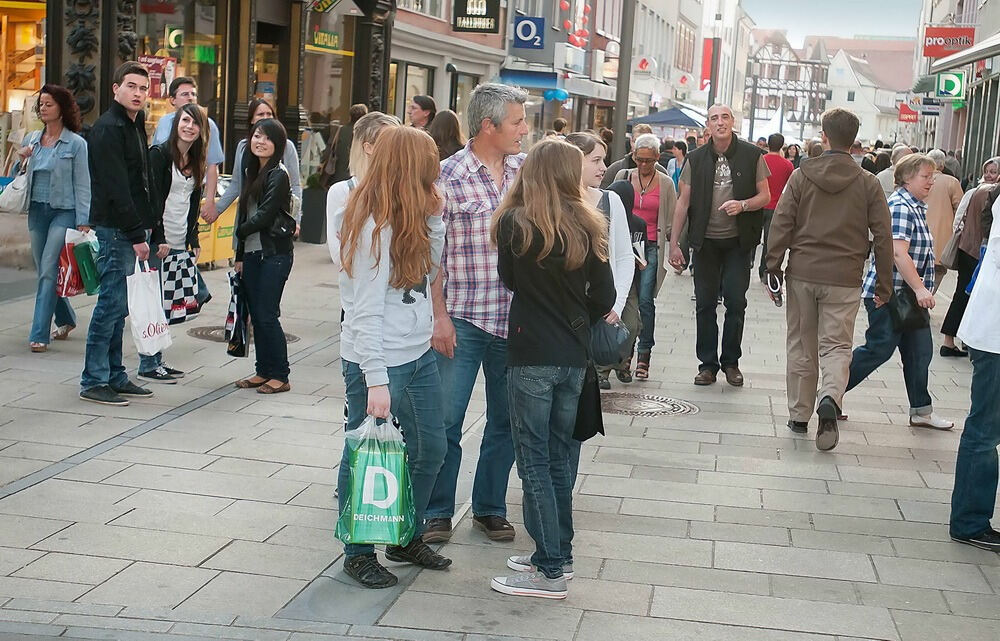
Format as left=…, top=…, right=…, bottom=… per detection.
left=923, top=26, right=976, bottom=59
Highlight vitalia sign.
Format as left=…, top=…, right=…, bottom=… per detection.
left=923, top=26, right=976, bottom=58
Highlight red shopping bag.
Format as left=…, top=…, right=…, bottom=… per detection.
left=57, top=232, right=85, bottom=297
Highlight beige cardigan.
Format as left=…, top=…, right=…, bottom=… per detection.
left=614, top=168, right=676, bottom=294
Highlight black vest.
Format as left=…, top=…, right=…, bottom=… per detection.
left=684, top=135, right=764, bottom=251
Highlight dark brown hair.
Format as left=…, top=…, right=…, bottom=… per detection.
left=240, top=118, right=288, bottom=205
left=113, top=61, right=149, bottom=85
left=427, top=109, right=465, bottom=160
left=169, top=103, right=208, bottom=186
left=349, top=103, right=369, bottom=123
left=168, top=76, right=196, bottom=98
left=821, top=108, right=860, bottom=149
left=37, top=84, right=82, bottom=133
left=564, top=131, right=607, bottom=155
left=247, top=98, right=278, bottom=137
left=412, top=95, right=436, bottom=124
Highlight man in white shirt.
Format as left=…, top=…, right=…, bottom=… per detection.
left=950, top=199, right=1000, bottom=552
left=152, top=77, right=225, bottom=222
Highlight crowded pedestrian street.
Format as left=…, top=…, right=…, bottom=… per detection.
left=0, top=242, right=994, bottom=641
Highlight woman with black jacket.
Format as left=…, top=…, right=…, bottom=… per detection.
left=233, top=118, right=294, bottom=394
left=139, top=103, right=209, bottom=383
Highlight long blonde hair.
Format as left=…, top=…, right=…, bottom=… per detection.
left=340, top=126, right=442, bottom=289
left=348, top=112, right=401, bottom=179
left=491, top=138, right=608, bottom=270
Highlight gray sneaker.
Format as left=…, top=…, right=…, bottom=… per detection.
left=506, top=555, right=574, bottom=580
left=491, top=571, right=567, bottom=599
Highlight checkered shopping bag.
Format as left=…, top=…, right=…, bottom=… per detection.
left=161, top=251, right=200, bottom=325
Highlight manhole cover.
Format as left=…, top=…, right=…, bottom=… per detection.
left=601, top=392, right=699, bottom=417
left=186, top=325, right=300, bottom=344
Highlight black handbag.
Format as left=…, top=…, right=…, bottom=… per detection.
left=573, top=363, right=605, bottom=442
left=887, top=286, right=930, bottom=332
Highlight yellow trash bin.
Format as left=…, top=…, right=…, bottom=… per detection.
left=196, top=221, right=214, bottom=265
left=212, top=199, right=238, bottom=265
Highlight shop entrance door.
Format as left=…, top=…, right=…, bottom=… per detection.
left=254, top=21, right=289, bottom=108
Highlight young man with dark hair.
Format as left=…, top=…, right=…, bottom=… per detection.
left=552, top=117, right=568, bottom=136
left=80, top=61, right=157, bottom=406
left=669, top=104, right=771, bottom=387
left=151, top=76, right=225, bottom=221
left=758, top=132, right=795, bottom=280
left=765, top=107, right=894, bottom=450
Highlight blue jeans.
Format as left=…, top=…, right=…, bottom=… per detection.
left=950, top=348, right=1000, bottom=539
left=508, top=365, right=584, bottom=579
left=241, top=251, right=292, bottom=382
left=425, top=318, right=514, bottom=520
left=846, top=298, right=933, bottom=413
left=637, top=242, right=658, bottom=354
left=81, top=226, right=139, bottom=390
left=27, top=202, right=76, bottom=343
left=139, top=248, right=211, bottom=373
left=339, top=350, right=447, bottom=557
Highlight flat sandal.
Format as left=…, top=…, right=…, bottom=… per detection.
left=257, top=381, right=291, bottom=394
left=235, top=377, right=268, bottom=389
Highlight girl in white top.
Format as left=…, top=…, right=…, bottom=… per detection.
left=335, top=126, right=450, bottom=589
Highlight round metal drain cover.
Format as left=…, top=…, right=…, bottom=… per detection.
left=601, top=392, right=699, bottom=417
left=186, top=325, right=300, bottom=344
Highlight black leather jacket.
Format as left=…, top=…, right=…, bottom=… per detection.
left=235, top=165, right=293, bottom=259
left=149, top=143, right=203, bottom=250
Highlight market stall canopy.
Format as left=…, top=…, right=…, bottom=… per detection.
left=629, top=107, right=703, bottom=128
left=930, top=30, right=1000, bottom=74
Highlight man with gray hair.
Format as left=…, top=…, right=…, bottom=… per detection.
left=424, top=82, right=530, bottom=544
left=925, top=148, right=964, bottom=291
left=878, top=144, right=913, bottom=199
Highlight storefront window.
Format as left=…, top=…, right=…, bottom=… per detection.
left=254, top=43, right=280, bottom=101
left=137, top=0, right=224, bottom=137
left=401, top=63, right=433, bottom=123
left=451, top=73, right=478, bottom=137
left=0, top=2, right=45, bottom=115
left=303, top=4, right=358, bottom=130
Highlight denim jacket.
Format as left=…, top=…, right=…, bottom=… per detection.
left=15, top=128, right=92, bottom=226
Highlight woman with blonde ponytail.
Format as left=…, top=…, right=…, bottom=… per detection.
left=488, top=138, right=615, bottom=600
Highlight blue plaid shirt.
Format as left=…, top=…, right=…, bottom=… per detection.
left=861, top=187, right=935, bottom=298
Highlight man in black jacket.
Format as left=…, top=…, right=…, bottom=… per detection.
left=668, top=104, right=771, bottom=387
left=80, top=61, right=157, bottom=406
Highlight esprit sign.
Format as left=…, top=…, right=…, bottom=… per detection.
left=923, top=26, right=976, bottom=58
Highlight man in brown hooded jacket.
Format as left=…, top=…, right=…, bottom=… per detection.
left=766, top=108, right=894, bottom=451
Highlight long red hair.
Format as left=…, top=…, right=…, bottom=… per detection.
left=340, top=126, right=442, bottom=288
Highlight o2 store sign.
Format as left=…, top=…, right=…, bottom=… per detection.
left=513, top=17, right=545, bottom=50
left=453, top=0, right=500, bottom=34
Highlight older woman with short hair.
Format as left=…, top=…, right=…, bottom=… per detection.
left=845, top=154, right=954, bottom=437
left=612, top=132, right=676, bottom=379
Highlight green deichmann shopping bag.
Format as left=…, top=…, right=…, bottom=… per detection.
left=335, top=415, right=416, bottom=546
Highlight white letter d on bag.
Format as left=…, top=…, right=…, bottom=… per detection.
left=362, top=466, right=398, bottom=509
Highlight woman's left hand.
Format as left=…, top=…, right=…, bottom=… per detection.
left=604, top=311, right=621, bottom=325
left=156, top=244, right=170, bottom=260
left=77, top=225, right=91, bottom=234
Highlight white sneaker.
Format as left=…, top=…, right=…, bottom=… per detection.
left=910, top=413, right=954, bottom=430
left=506, top=555, right=574, bottom=580
left=490, top=571, right=567, bottom=599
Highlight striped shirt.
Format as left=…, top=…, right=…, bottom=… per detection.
left=862, top=187, right=935, bottom=298
left=437, top=141, right=525, bottom=338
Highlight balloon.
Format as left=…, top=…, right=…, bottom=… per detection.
left=583, top=4, right=592, bottom=14
left=543, top=89, right=555, bottom=100
left=582, top=16, right=589, bottom=24
left=560, top=0, right=570, bottom=10
left=563, top=19, right=572, bottom=30
left=568, top=35, right=580, bottom=46
left=576, top=28, right=586, bottom=37
left=581, top=29, right=589, bottom=36
left=556, top=89, right=570, bottom=101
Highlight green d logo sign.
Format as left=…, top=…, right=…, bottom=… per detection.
left=936, top=72, right=965, bottom=99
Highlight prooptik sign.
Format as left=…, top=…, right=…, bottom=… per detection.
left=923, top=26, right=976, bottom=59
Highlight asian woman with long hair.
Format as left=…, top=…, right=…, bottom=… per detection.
left=233, top=118, right=294, bottom=394
left=337, top=126, right=450, bottom=589
left=488, top=138, right=615, bottom=599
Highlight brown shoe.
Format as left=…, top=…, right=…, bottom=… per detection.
left=722, top=366, right=744, bottom=387
left=422, top=518, right=453, bottom=543
left=473, top=515, right=516, bottom=541
left=693, top=369, right=717, bottom=385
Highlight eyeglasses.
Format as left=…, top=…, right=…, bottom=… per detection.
left=633, top=157, right=657, bottom=164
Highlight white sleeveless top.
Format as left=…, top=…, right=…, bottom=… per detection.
left=164, top=164, right=195, bottom=250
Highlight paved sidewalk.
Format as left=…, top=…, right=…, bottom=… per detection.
left=0, top=243, right=996, bottom=641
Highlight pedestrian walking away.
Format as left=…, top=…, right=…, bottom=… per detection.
left=924, top=149, right=964, bottom=292
left=565, top=132, right=635, bottom=389
left=758, top=133, right=795, bottom=282
left=79, top=61, right=156, bottom=407
left=845, top=154, right=954, bottom=431
left=612, top=133, right=675, bottom=380
left=765, top=108, right=894, bottom=451
left=14, top=84, right=90, bottom=353
left=232, top=118, right=295, bottom=395
left=423, top=83, right=530, bottom=545
left=428, top=109, right=466, bottom=161
left=949, top=198, right=1000, bottom=552
left=668, top=103, right=771, bottom=387
left=337, top=126, right=450, bottom=588
left=491, top=138, right=615, bottom=599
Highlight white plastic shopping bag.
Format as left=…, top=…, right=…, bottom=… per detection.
left=127, top=259, right=173, bottom=356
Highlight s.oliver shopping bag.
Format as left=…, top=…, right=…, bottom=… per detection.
left=127, top=259, right=173, bottom=356
left=161, top=251, right=200, bottom=325
left=224, top=270, right=249, bottom=357
left=335, top=416, right=416, bottom=546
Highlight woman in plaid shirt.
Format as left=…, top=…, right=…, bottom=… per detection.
left=846, top=154, right=954, bottom=435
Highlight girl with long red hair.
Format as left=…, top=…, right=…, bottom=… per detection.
left=336, top=126, right=450, bottom=588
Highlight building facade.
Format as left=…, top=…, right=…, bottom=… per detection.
left=825, top=50, right=907, bottom=144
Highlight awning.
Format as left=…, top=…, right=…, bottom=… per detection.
left=628, top=107, right=702, bottom=128
left=930, top=30, right=1000, bottom=73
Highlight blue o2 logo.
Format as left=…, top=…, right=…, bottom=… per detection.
left=513, top=17, right=545, bottom=50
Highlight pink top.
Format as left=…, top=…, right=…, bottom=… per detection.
left=633, top=177, right=660, bottom=242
